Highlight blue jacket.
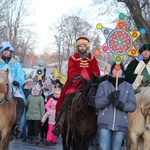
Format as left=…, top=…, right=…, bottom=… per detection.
left=0, top=56, right=26, bottom=130
left=0, top=57, right=25, bottom=100
left=95, top=77, right=136, bottom=132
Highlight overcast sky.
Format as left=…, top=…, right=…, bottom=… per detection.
left=26, top=0, right=94, bottom=53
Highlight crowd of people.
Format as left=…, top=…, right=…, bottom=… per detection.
left=0, top=38, right=150, bottom=149
left=22, top=76, right=62, bottom=146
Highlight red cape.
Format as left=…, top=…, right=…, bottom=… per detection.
left=56, top=52, right=100, bottom=113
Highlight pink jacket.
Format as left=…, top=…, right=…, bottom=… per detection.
left=41, top=108, right=56, bottom=125
left=45, top=98, right=57, bottom=111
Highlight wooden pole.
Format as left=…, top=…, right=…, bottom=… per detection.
left=115, top=71, right=118, bottom=90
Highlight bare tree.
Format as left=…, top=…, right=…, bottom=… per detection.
left=92, top=0, right=150, bottom=42
left=49, top=9, right=94, bottom=72
left=0, top=0, right=37, bottom=63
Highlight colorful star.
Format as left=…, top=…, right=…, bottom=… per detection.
left=95, top=13, right=146, bottom=67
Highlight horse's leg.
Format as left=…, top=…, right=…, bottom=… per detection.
left=1, top=128, right=11, bottom=150
left=73, top=136, right=89, bottom=150
left=129, top=132, right=138, bottom=150
left=62, top=133, right=72, bottom=150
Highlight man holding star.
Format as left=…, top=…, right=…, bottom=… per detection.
left=95, top=61, right=136, bottom=150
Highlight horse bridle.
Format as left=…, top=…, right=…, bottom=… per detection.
left=82, top=82, right=98, bottom=108
left=0, top=83, right=12, bottom=104
left=140, top=107, right=150, bottom=131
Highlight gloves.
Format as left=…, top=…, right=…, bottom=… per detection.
left=108, top=90, right=120, bottom=101
left=41, top=122, right=44, bottom=126
left=44, top=88, right=49, bottom=92
left=71, top=74, right=82, bottom=85
left=81, top=78, right=89, bottom=85
left=72, top=74, right=82, bottom=83
left=116, top=101, right=124, bottom=110
left=12, top=81, right=19, bottom=87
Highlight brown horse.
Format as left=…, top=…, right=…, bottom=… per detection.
left=62, top=76, right=103, bottom=150
left=0, top=69, right=16, bottom=150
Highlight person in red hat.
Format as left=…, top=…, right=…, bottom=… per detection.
left=52, top=37, right=100, bottom=137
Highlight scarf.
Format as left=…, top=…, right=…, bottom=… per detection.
left=43, top=86, right=54, bottom=102
left=78, top=50, right=88, bottom=60
left=108, top=75, right=125, bottom=88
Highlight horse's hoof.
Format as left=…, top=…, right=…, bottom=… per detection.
left=35, top=140, right=40, bottom=145
left=46, top=141, right=50, bottom=146
left=22, top=139, right=26, bottom=142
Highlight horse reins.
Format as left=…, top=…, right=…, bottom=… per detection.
left=0, top=83, right=13, bottom=104
left=140, top=107, right=150, bottom=131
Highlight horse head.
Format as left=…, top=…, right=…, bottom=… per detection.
left=0, top=69, right=12, bottom=103
left=0, top=68, right=16, bottom=150
left=83, top=74, right=108, bottom=108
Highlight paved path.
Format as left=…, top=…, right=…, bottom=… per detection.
left=9, top=137, right=125, bottom=150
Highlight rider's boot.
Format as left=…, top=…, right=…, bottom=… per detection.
left=52, top=93, right=74, bottom=137
left=13, top=97, right=25, bottom=135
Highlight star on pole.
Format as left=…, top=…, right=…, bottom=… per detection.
left=95, top=13, right=146, bottom=71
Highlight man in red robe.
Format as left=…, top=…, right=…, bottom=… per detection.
left=53, top=37, right=100, bottom=137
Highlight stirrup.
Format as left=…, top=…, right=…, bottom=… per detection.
left=14, top=125, right=21, bottom=135
left=52, top=125, right=61, bottom=137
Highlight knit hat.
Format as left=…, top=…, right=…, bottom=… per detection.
left=32, top=84, right=41, bottom=95
left=54, top=88, right=61, bottom=94
left=75, top=37, right=90, bottom=51
left=25, top=78, right=33, bottom=84
left=44, top=80, right=51, bottom=85
left=110, top=62, right=124, bottom=75
left=139, top=43, right=150, bottom=53
left=32, top=84, right=40, bottom=91
left=0, top=41, right=14, bottom=52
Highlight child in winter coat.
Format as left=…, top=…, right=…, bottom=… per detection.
left=41, top=88, right=61, bottom=146
left=40, top=79, right=55, bottom=141
left=45, top=87, right=61, bottom=111
left=26, top=84, right=45, bottom=145
left=41, top=101, right=58, bottom=146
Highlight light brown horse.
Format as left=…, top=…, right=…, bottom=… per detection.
left=0, top=69, right=16, bottom=150
left=126, top=86, right=150, bottom=150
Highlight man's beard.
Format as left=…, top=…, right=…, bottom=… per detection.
left=78, top=49, right=88, bottom=59
left=78, top=49, right=86, bottom=54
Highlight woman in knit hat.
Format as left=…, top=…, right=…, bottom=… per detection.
left=42, top=80, right=55, bottom=103
left=0, top=41, right=25, bottom=135
left=95, top=61, right=136, bottom=150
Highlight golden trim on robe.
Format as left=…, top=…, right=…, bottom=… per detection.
left=132, top=74, right=144, bottom=90
left=133, top=60, right=150, bottom=89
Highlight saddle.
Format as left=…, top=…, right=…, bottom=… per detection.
left=135, top=80, right=150, bottom=94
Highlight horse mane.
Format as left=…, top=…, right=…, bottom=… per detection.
left=2, top=68, right=12, bottom=100
left=5, top=81, right=12, bottom=100
left=136, top=86, right=150, bottom=106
